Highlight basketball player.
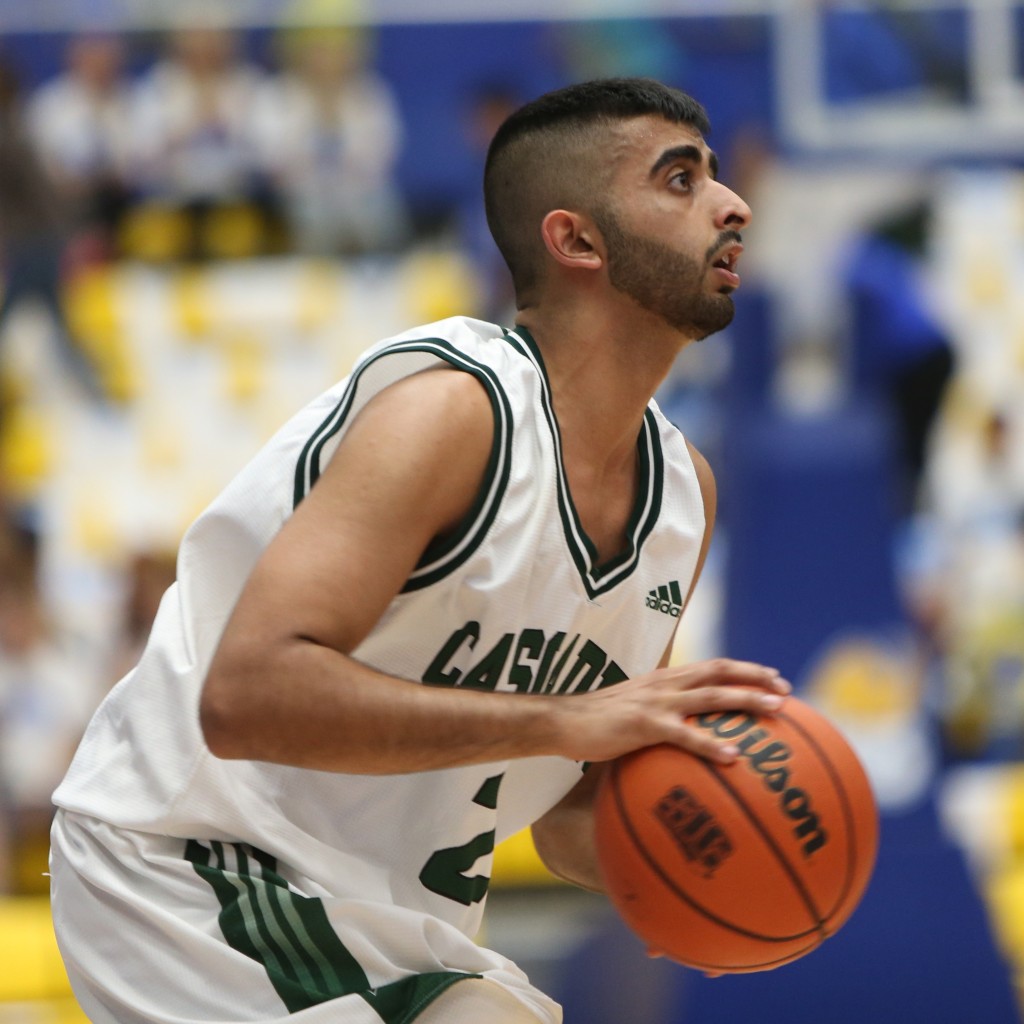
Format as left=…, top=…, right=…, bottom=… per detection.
left=50, top=78, right=789, bottom=1023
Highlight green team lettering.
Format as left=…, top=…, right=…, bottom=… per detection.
left=461, top=634, right=513, bottom=690
left=421, top=621, right=479, bottom=685
left=422, top=621, right=627, bottom=695
left=509, top=629, right=544, bottom=692
left=554, top=639, right=607, bottom=694
left=419, top=774, right=503, bottom=906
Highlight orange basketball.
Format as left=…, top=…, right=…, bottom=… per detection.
left=593, top=696, right=878, bottom=974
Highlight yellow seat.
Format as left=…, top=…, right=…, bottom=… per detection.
left=492, top=829, right=560, bottom=888
left=0, top=404, right=53, bottom=502
left=0, top=898, right=75, bottom=1003
left=118, top=203, right=192, bottom=263
left=200, top=203, right=267, bottom=262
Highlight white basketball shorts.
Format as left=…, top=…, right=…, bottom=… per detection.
left=50, top=809, right=562, bottom=1024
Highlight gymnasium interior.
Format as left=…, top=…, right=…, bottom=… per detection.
left=1, top=1, right=1023, bottom=1021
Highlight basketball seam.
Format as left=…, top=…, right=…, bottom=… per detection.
left=609, top=760, right=821, bottom=946
left=775, top=709, right=864, bottom=928
left=699, top=758, right=828, bottom=944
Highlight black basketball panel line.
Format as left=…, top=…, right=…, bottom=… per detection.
left=775, top=708, right=868, bottom=926
left=700, top=756, right=828, bottom=943
left=608, top=760, right=822, bottom=950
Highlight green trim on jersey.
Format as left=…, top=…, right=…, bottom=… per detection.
left=292, top=338, right=515, bottom=593
left=503, top=326, right=665, bottom=599
left=185, top=839, right=479, bottom=1021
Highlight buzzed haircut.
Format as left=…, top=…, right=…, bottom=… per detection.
left=483, top=78, right=711, bottom=303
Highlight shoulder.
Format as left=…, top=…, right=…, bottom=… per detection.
left=370, top=316, right=508, bottom=355
left=303, top=364, right=498, bottom=573
left=356, top=317, right=536, bottom=395
left=342, top=331, right=501, bottom=474
left=293, top=318, right=526, bottom=505
left=365, top=361, right=495, bottom=435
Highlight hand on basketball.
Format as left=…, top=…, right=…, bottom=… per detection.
left=555, top=658, right=790, bottom=764
left=593, top=694, right=878, bottom=974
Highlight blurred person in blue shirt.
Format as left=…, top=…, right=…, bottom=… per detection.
left=844, top=199, right=955, bottom=517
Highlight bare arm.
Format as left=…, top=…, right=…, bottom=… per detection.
left=530, top=764, right=608, bottom=892
left=201, top=376, right=787, bottom=774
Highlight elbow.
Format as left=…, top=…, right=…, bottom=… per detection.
left=200, top=649, right=263, bottom=760
left=200, top=632, right=324, bottom=764
left=530, top=817, right=576, bottom=885
left=199, top=671, right=245, bottom=760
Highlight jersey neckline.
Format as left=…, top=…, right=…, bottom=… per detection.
left=502, top=325, right=664, bottom=600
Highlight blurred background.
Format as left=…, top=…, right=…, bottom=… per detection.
left=0, top=0, right=1023, bottom=1020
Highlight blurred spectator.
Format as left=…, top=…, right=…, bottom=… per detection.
left=26, top=34, right=136, bottom=264
left=250, top=24, right=408, bottom=255
left=843, top=198, right=955, bottom=517
left=0, top=62, right=105, bottom=402
left=128, top=27, right=265, bottom=207
left=0, top=518, right=98, bottom=893
left=108, top=549, right=177, bottom=684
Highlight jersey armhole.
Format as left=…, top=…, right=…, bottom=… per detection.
left=292, top=335, right=515, bottom=593
left=401, top=351, right=513, bottom=593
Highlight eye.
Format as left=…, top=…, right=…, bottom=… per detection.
left=669, top=169, right=693, bottom=192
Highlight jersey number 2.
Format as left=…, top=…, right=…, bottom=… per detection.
left=418, top=774, right=503, bottom=906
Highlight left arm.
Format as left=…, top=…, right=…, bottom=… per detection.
left=530, top=440, right=718, bottom=892
left=530, top=762, right=608, bottom=892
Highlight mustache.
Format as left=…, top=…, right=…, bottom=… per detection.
left=705, top=230, right=743, bottom=262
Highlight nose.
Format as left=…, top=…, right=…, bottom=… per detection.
left=714, top=181, right=752, bottom=231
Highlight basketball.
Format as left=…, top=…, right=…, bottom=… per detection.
left=593, top=696, right=878, bottom=974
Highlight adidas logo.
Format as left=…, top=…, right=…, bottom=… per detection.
left=646, top=581, right=683, bottom=617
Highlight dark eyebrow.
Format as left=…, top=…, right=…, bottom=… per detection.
left=650, top=144, right=719, bottom=181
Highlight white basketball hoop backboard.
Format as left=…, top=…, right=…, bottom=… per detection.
left=775, top=0, right=1024, bottom=158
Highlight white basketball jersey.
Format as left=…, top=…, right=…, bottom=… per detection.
left=54, top=316, right=705, bottom=990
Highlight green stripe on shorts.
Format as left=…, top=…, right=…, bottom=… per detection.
left=184, top=839, right=478, bottom=1020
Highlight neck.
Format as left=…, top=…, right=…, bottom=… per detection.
left=515, top=291, right=693, bottom=465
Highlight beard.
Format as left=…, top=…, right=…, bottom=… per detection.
left=592, top=205, right=736, bottom=340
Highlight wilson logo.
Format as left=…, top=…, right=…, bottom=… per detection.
left=655, top=785, right=734, bottom=876
left=696, top=711, right=828, bottom=857
left=646, top=581, right=683, bottom=617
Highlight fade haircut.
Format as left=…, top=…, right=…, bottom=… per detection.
left=484, top=78, right=710, bottom=304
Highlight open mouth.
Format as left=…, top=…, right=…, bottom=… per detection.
left=710, top=243, right=743, bottom=288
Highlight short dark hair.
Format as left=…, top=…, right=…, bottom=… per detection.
left=483, top=78, right=710, bottom=303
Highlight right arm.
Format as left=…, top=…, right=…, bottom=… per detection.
left=200, top=369, right=786, bottom=774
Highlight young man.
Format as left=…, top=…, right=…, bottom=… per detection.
left=50, top=77, right=788, bottom=1023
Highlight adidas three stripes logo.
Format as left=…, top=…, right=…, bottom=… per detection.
left=646, top=581, right=683, bottom=617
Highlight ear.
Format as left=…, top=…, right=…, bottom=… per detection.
left=540, top=209, right=604, bottom=273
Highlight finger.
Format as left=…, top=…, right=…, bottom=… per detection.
left=668, top=721, right=742, bottom=765
left=674, top=684, right=786, bottom=719
left=660, top=685, right=787, bottom=763
left=671, top=658, right=791, bottom=693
